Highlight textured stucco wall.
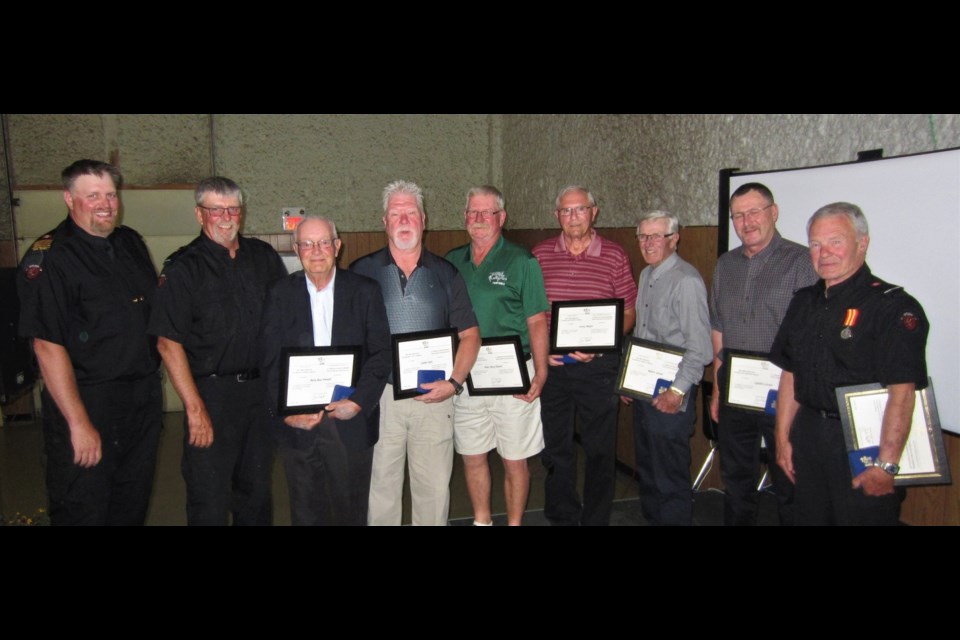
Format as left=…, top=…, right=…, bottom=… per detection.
left=502, top=114, right=960, bottom=230
left=212, top=114, right=495, bottom=232
left=4, top=114, right=499, bottom=234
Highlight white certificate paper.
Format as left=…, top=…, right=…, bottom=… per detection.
left=727, top=356, right=783, bottom=410
left=846, top=392, right=936, bottom=475
left=471, top=343, right=524, bottom=389
left=622, top=343, right=682, bottom=397
left=555, top=304, right=618, bottom=349
left=285, top=353, right=356, bottom=408
left=396, top=335, right=453, bottom=392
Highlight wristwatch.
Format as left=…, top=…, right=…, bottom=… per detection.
left=668, top=386, right=686, bottom=398
left=448, top=377, right=464, bottom=396
left=873, top=459, right=900, bottom=476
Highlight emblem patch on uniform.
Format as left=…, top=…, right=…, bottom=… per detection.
left=158, top=274, right=167, bottom=287
left=24, top=264, right=42, bottom=280
left=488, top=271, right=507, bottom=286
left=29, top=235, right=53, bottom=252
left=900, top=312, right=919, bottom=331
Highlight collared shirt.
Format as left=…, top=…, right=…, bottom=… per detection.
left=531, top=230, right=637, bottom=329
left=634, top=252, right=712, bottom=393
left=306, top=267, right=336, bottom=347
left=350, top=246, right=478, bottom=336
left=710, top=231, right=818, bottom=357
left=17, top=217, right=160, bottom=384
left=445, top=236, right=549, bottom=353
left=770, top=264, right=929, bottom=413
left=148, top=233, right=286, bottom=377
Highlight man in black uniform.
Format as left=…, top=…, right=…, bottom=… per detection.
left=770, top=202, right=929, bottom=525
left=17, top=159, right=162, bottom=526
left=149, top=177, right=286, bottom=525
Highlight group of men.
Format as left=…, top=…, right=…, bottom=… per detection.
left=17, top=158, right=928, bottom=527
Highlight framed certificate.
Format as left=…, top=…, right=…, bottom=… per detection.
left=391, top=328, right=457, bottom=400
left=549, top=298, right=624, bottom=354
left=616, top=338, right=686, bottom=408
left=836, top=379, right=951, bottom=486
left=278, top=346, right=361, bottom=416
left=722, top=349, right=783, bottom=414
left=466, top=335, right=530, bottom=396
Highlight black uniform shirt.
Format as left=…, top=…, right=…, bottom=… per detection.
left=770, top=264, right=929, bottom=413
left=17, top=217, right=160, bottom=384
left=148, top=233, right=286, bottom=377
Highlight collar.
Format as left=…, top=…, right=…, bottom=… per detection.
left=66, top=216, right=114, bottom=249
left=819, top=263, right=872, bottom=299
left=199, top=231, right=243, bottom=257
left=555, top=230, right=601, bottom=257
left=305, top=266, right=337, bottom=295
left=648, top=251, right=680, bottom=277
left=466, top=235, right=505, bottom=266
left=738, top=230, right=783, bottom=262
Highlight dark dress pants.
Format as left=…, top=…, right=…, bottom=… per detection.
left=633, top=389, right=697, bottom=526
left=540, top=357, right=620, bottom=526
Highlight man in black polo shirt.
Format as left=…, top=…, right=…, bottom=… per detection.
left=351, top=180, right=480, bottom=526
left=149, top=177, right=286, bottom=525
left=771, top=202, right=928, bottom=525
left=18, top=159, right=162, bottom=525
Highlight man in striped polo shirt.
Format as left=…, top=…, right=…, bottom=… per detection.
left=532, top=185, right=637, bottom=526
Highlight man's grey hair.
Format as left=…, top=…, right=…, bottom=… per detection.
left=195, top=176, right=244, bottom=207
left=465, top=185, right=505, bottom=212
left=636, top=210, right=680, bottom=235
left=293, top=215, right=339, bottom=244
left=555, top=185, right=597, bottom=209
left=383, top=180, right=425, bottom=215
left=807, top=202, right=869, bottom=239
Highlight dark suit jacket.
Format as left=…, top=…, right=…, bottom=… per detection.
left=261, top=268, right=391, bottom=452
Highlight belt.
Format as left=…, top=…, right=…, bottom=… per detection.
left=207, top=369, right=260, bottom=382
left=805, top=406, right=840, bottom=420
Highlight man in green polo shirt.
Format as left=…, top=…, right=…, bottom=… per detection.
left=445, top=185, right=550, bottom=526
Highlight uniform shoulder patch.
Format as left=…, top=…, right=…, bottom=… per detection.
left=900, top=312, right=920, bottom=331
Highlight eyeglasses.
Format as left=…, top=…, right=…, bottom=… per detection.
left=465, top=209, right=502, bottom=220
left=730, top=204, right=773, bottom=223
left=295, top=239, right=337, bottom=252
left=557, top=205, right=594, bottom=217
left=199, top=205, right=243, bottom=218
left=637, top=232, right=676, bottom=243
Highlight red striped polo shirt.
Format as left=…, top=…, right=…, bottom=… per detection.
left=532, top=231, right=637, bottom=328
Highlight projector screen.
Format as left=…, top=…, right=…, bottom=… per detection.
left=720, top=148, right=960, bottom=434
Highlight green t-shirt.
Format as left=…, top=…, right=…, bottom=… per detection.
left=445, top=236, right=549, bottom=353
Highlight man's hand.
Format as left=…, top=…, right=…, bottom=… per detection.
left=514, top=374, right=546, bottom=403
left=709, top=391, right=720, bottom=424
left=186, top=405, right=214, bottom=448
left=325, top=399, right=361, bottom=421
left=776, top=439, right=796, bottom=484
left=414, top=380, right=456, bottom=403
left=652, top=390, right=682, bottom=414
left=619, top=395, right=633, bottom=405
left=284, top=412, right=325, bottom=430
left=70, top=421, right=102, bottom=468
left=549, top=351, right=596, bottom=366
left=852, top=466, right=896, bottom=496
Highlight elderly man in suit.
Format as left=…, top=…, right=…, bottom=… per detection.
left=261, top=215, right=391, bottom=525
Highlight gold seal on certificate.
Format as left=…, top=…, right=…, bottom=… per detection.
left=722, top=349, right=783, bottom=414
left=466, top=335, right=531, bottom=396
left=549, top=298, right=624, bottom=354
left=616, top=337, right=687, bottom=409
left=278, top=346, right=361, bottom=416
left=836, top=379, right=951, bottom=486
left=391, top=328, right=457, bottom=400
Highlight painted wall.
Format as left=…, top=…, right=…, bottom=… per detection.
left=501, top=114, right=960, bottom=230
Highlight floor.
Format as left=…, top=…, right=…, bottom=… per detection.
left=0, top=410, right=777, bottom=526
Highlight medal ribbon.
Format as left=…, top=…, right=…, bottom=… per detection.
left=843, top=308, right=859, bottom=328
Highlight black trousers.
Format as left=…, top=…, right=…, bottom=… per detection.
left=540, top=357, right=620, bottom=526
left=791, top=407, right=902, bottom=526
left=42, top=374, right=162, bottom=526
left=182, top=375, right=275, bottom=526
left=716, top=362, right=795, bottom=525
left=633, top=388, right=697, bottom=526
left=279, top=419, right=374, bottom=526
